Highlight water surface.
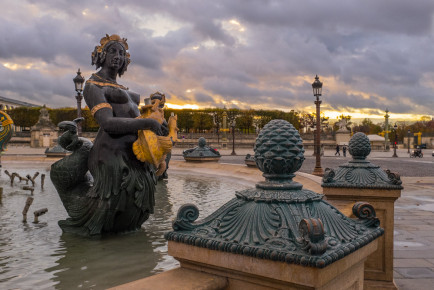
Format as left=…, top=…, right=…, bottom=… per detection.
left=0, top=163, right=249, bottom=289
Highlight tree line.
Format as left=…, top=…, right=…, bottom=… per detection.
left=8, top=106, right=432, bottom=142
left=7, top=106, right=302, bottom=133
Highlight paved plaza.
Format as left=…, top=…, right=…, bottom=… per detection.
left=2, top=145, right=434, bottom=289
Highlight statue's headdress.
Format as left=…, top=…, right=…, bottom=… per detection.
left=150, top=91, right=166, bottom=108
left=91, top=34, right=131, bottom=76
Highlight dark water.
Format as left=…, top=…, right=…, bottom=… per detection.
left=0, top=163, right=250, bottom=289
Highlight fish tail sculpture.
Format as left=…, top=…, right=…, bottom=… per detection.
left=50, top=118, right=95, bottom=235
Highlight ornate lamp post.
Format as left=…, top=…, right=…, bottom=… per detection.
left=392, top=123, right=398, bottom=157
left=73, top=68, right=85, bottom=135
left=213, top=112, right=221, bottom=145
left=231, top=120, right=236, bottom=156
left=312, top=75, right=323, bottom=176
left=407, top=129, right=411, bottom=153
left=384, top=109, right=390, bottom=151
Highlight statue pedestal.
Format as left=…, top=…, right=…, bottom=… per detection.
left=30, top=106, right=58, bottom=148
left=335, top=131, right=351, bottom=145
left=112, top=240, right=378, bottom=290
left=167, top=240, right=377, bottom=290
left=323, top=188, right=401, bottom=289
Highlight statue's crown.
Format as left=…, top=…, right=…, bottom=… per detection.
left=96, top=34, right=129, bottom=53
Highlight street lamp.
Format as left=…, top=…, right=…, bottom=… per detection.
left=213, top=112, right=220, bottom=145
left=392, top=123, right=398, bottom=157
left=407, top=129, right=411, bottom=154
left=73, top=68, right=85, bottom=135
left=231, top=120, right=236, bottom=156
left=312, top=75, right=323, bottom=176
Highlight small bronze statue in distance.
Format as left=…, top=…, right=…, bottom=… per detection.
left=50, top=34, right=177, bottom=237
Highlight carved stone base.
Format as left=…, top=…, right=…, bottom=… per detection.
left=364, top=279, right=398, bottom=290
left=312, top=166, right=323, bottom=176
left=324, top=188, right=401, bottom=286
left=165, top=239, right=377, bottom=290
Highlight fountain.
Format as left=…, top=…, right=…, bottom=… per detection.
left=244, top=153, right=256, bottom=167
left=183, top=137, right=221, bottom=162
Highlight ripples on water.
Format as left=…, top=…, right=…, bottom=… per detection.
left=0, top=164, right=249, bottom=289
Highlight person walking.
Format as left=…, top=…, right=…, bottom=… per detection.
left=335, top=144, right=340, bottom=156
left=343, top=145, right=347, bottom=157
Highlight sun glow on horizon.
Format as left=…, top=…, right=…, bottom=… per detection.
left=322, top=110, right=431, bottom=123
left=164, top=102, right=200, bottom=110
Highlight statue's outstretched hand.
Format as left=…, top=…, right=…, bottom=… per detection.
left=147, top=119, right=164, bottom=136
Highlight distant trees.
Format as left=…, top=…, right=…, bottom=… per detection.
left=352, top=118, right=382, bottom=135
left=300, top=112, right=329, bottom=133
left=7, top=107, right=40, bottom=128
left=8, top=106, right=304, bottom=133
left=8, top=106, right=99, bottom=131
left=165, top=107, right=302, bottom=133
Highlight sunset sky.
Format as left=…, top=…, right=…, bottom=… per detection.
left=1, top=0, right=434, bottom=123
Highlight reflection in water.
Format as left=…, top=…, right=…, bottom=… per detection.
left=47, top=232, right=160, bottom=289
left=0, top=165, right=249, bottom=289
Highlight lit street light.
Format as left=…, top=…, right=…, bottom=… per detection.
left=393, top=123, right=398, bottom=157
left=231, top=120, right=236, bottom=156
left=73, top=68, right=85, bottom=135
left=312, top=75, right=323, bottom=176
left=407, top=129, right=411, bottom=154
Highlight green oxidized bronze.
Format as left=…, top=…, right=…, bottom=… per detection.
left=322, top=132, right=403, bottom=189
left=183, top=137, right=221, bottom=162
left=165, top=120, right=384, bottom=268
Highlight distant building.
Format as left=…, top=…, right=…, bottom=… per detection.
left=367, top=134, right=386, bottom=150
left=0, top=96, right=39, bottom=110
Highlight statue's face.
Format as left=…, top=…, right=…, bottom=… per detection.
left=104, top=42, right=126, bottom=71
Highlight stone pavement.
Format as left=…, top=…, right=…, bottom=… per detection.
left=3, top=145, right=430, bottom=158
left=2, top=145, right=434, bottom=289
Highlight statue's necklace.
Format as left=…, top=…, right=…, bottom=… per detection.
left=86, top=73, right=129, bottom=90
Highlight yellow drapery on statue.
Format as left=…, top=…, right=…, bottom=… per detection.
left=132, top=99, right=178, bottom=176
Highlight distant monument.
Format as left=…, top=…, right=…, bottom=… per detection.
left=334, top=118, right=351, bottom=145
left=30, top=105, right=58, bottom=148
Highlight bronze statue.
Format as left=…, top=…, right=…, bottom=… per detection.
left=50, top=34, right=173, bottom=236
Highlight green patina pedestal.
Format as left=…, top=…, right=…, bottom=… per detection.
left=322, top=132, right=402, bottom=289
left=165, top=120, right=384, bottom=289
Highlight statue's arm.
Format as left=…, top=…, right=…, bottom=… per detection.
left=83, top=84, right=162, bottom=135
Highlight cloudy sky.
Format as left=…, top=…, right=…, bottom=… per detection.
left=1, top=0, right=434, bottom=121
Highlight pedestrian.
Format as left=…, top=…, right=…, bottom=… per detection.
left=343, top=146, right=347, bottom=157
left=335, top=144, right=340, bottom=156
